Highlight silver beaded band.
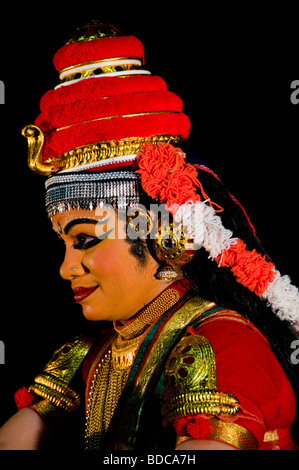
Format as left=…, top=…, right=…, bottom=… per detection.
left=45, top=171, right=141, bottom=217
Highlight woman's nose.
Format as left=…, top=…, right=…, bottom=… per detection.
left=59, top=247, right=86, bottom=280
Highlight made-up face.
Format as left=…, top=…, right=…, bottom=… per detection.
left=51, top=207, right=168, bottom=323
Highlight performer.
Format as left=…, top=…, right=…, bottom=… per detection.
left=0, top=21, right=298, bottom=450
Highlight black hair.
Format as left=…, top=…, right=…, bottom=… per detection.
left=130, top=163, right=299, bottom=446
left=183, top=165, right=299, bottom=446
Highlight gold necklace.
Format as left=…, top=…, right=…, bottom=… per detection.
left=85, top=285, right=184, bottom=450
left=111, top=334, right=143, bottom=370
left=113, top=287, right=180, bottom=339
left=85, top=334, right=144, bottom=450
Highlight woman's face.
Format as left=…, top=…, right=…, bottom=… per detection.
left=51, top=207, right=167, bottom=323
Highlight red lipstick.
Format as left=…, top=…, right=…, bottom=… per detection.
left=73, top=286, right=98, bottom=302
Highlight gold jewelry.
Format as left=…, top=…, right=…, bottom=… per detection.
left=85, top=286, right=183, bottom=449
left=155, top=265, right=179, bottom=280
left=29, top=335, right=93, bottom=413
left=22, top=124, right=183, bottom=176
left=113, top=287, right=180, bottom=339
left=85, top=334, right=143, bottom=450
left=29, top=373, right=80, bottom=412
left=151, top=219, right=196, bottom=268
left=111, top=334, right=143, bottom=370
left=162, top=334, right=240, bottom=427
left=113, top=296, right=216, bottom=449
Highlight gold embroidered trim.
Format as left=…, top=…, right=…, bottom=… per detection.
left=263, top=429, right=280, bottom=449
left=197, top=310, right=250, bottom=328
left=162, top=334, right=240, bottom=427
left=209, top=419, right=258, bottom=450
left=176, top=418, right=258, bottom=450
left=113, top=297, right=216, bottom=449
left=263, top=429, right=279, bottom=442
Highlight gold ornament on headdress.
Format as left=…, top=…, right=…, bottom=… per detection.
left=22, top=125, right=183, bottom=176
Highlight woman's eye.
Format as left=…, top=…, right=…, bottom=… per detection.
left=73, top=234, right=100, bottom=250
left=72, top=227, right=114, bottom=250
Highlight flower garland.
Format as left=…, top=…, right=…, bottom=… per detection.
left=137, top=143, right=299, bottom=332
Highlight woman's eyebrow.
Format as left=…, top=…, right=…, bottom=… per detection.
left=64, top=218, right=108, bottom=235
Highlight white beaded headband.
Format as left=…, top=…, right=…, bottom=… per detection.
left=45, top=171, right=141, bottom=217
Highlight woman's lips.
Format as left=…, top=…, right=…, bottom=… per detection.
left=73, top=286, right=98, bottom=302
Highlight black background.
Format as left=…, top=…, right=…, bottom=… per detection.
left=0, top=4, right=298, bottom=427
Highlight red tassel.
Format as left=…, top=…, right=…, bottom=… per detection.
left=174, top=415, right=212, bottom=440
left=174, top=416, right=188, bottom=436
left=14, top=387, right=35, bottom=410
left=187, top=416, right=212, bottom=439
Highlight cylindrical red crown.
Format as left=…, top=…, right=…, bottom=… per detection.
left=32, top=21, right=191, bottom=172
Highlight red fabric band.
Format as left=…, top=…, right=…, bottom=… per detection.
left=41, top=112, right=191, bottom=160
left=36, top=91, right=183, bottom=130
left=39, top=75, right=167, bottom=111
left=53, top=36, right=145, bottom=71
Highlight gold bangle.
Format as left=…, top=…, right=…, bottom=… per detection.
left=29, top=374, right=81, bottom=412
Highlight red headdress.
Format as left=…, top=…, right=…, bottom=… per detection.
left=22, top=21, right=299, bottom=333
left=23, top=21, right=190, bottom=175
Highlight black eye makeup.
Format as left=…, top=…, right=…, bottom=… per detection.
left=52, top=218, right=113, bottom=250
left=73, top=233, right=102, bottom=250
left=73, top=228, right=114, bottom=250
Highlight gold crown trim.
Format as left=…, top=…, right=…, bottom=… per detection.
left=22, top=125, right=183, bottom=176
left=60, top=56, right=142, bottom=75
left=61, top=64, right=143, bottom=83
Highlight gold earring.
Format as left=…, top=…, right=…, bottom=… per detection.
left=155, top=265, right=179, bottom=280
left=151, top=222, right=196, bottom=267
left=126, top=207, right=153, bottom=239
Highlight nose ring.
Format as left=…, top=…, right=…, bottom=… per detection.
left=71, top=266, right=77, bottom=272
